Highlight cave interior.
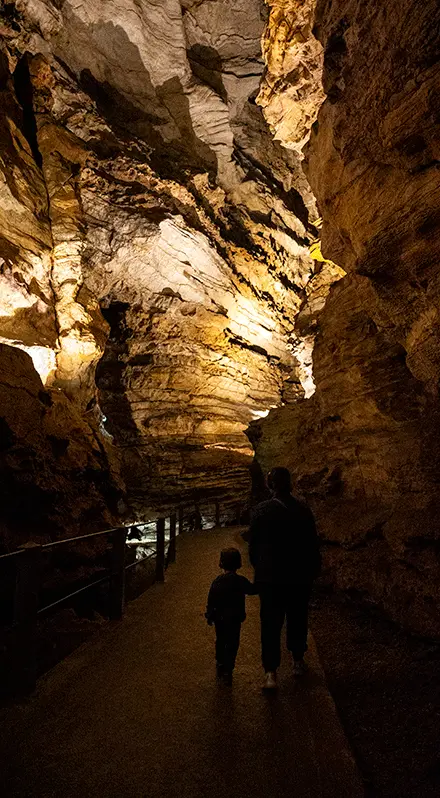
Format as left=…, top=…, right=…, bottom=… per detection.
left=0, top=0, right=439, bottom=642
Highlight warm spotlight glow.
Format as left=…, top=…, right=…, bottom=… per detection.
left=250, top=404, right=278, bottom=420
left=0, top=338, right=57, bottom=384
left=251, top=408, right=271, bottom=419
left=204, top=442, right=254, bottom=456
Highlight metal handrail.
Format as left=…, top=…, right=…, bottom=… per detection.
left=36, top=547, right=161, bottom=615
left=0, top=498, right=228, bottom=561
left=0, top=548, right=26, bottom=562
left=124, top=551, right=156, bottom=571
left=41, top=528, right=117, bottom=548
left=0, top=527, right=118, bottom=561
left=0, top=498, right=229, bottom=694
left=0, top=521, right=157, bottom=559
left=37, top=573, right=111, bottom=615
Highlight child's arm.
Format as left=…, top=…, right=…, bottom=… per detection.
left=242, top=577, right=259, bottom=595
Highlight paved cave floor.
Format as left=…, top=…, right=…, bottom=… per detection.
left=0, top=527, right=362, bottom=798
left=1, top=527, right=439, bottom=798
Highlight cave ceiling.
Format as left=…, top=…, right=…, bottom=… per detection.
left=0, top=0, right=342, bottom=507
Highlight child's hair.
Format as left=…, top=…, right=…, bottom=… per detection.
left=219, top=547, right=242, bottom=571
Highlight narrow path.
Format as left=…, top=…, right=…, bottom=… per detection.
left=0, top=528, right=364, bottom=798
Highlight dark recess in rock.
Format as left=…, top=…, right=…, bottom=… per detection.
left=13, top=55, right=43, bottom=168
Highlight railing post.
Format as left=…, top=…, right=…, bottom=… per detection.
left=178, top=506, right=184, bottom=536
left=13, top=542, right=43, bottom=693
left=155, top=517, right=165, bottom=582
left=109, top=527, right=127, bottom=621
left=215, top=500, right=220, bottom=527
left=168, top=513, right=177, bottom=564
left=195, top=503, right=202, bottom=531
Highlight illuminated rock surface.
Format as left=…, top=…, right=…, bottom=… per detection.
left=1, top=0, right=439, bottom=638
left=258, top=0, right=324, bottom=156
left=255, top=0, right=440, bottom=635
left=0, top=0, right=333, bottom=515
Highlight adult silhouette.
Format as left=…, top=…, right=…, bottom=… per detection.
left=244, top=467, right=320, bottom=689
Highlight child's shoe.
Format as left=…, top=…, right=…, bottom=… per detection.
left=262, top=671, right=277, bottom=690
left=222, top=671, right=233, bottom=686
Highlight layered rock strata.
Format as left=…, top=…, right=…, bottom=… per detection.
left=255, top=0, right=440, bottom=635
left=0, top=1, right=335, bottom=518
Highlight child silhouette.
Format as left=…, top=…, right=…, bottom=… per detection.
left=205, top=547, right=257, bottom=685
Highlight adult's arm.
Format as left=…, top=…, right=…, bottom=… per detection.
left=305, top=505, right=321, bottom=578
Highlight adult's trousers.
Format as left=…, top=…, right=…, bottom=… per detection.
left=259, top=583, right=311, bottom=671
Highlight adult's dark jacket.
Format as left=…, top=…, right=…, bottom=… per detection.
left=244, top=496, right=320, bottom=585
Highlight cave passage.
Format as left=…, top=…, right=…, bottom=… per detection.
left=0, top=0, right=439, bottom=793
left=0, top=528, right=363, bottom=798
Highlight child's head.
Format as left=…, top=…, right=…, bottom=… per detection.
left=219, top=547, right=242, bottom=572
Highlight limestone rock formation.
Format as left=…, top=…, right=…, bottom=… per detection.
left=256, top=0, right=440, bottom=635
left=3, top=0, right=439, bottom=641
left=0, top=343, right=122, bottom=549
left=0, top=0, right=329, bottom=521
left=258, top=0, right=324, bottom=157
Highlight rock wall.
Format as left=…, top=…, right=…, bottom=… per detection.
left=258, top=0, right=324, bottom=157
left=255, top=0, right=440, bottom=635
left=0, top=344, right=122, bottom=549
left=0, top=1, right=339, bottom=519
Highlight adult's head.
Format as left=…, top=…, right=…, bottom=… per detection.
left=267, top=467, right=292, bottom=497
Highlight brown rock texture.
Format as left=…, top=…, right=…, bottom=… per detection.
left=0, top=1, right=338, bottom=521
left=256, top=0, right=440, bottom=635
left=5, top=0, right=439, bottom=642
left=258, top=0, right=324, bottom=156
left=0, top=343, right=122, bottom=549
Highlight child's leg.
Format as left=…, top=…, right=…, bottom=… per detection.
left=223, top=620, right=241, bottom=673
left=214, top=620, right=226, bottom=666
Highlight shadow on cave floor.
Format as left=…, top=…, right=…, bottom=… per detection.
left=310, top=588, right=440, bottom=798
left=0, top=529, right=363, bottom=798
